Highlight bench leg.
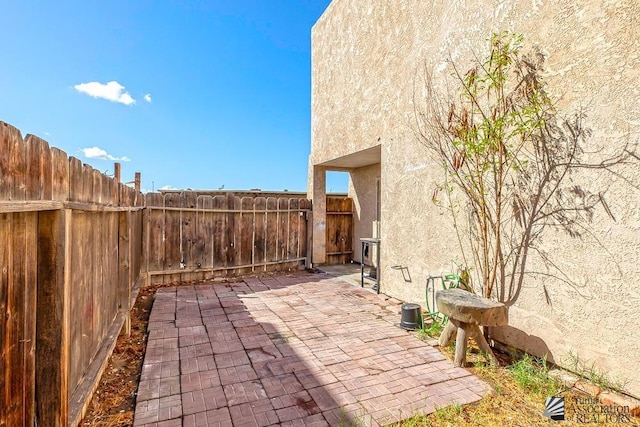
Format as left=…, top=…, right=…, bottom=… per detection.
left=438, top=321, right=457, bottom=347
left=450, top=319, right=469, bottom=367
left=469, top=324, right=499, bottom=366
left=440, top=320, right=499, bottom=367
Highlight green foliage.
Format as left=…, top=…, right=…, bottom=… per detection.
left=509, top=354, right=560, bottom=396
left=441, top=31, right=553, bottom=302
left=414, top=31, right=633, bottom=304
left=473, top=362, right=504, bottom=394
left=394, top=404, right=463, bottom=427
left=417, top=320, right=444, bottom=339
left=564, top=350, right=630, bottom=392
left=430, top=404, right=463, bottom=426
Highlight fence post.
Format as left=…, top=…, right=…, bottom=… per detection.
left=114, top=162, right=121, bottom=183
left=35, top=208, right=70, bottom=427
left=134, top=172, right=141, bottom=192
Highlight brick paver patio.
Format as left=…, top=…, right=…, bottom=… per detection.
left=133, top=272, right=490, bottom=426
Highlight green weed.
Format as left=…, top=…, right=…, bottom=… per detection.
left=416, top=320, right=444, bottom=340
left=564, top=350, right=630, bottom=392
left=509, top=354, right=560, bottom=396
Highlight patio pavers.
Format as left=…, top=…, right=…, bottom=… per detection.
left=133, top=272, right=491, bottom=426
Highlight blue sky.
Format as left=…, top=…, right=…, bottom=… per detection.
left=0, top=0, right=349, bottom=193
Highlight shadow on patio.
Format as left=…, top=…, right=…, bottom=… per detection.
left=133, top=272, right=490, bottom=426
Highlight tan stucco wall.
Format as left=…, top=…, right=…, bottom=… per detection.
left=348, top=164, right=381, bottom=262
left=310, top=0, right=640, bottom=396
left=308, top=164, right=327, bottom=264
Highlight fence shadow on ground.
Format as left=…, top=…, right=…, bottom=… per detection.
left=135, top=272, right=490, bottom=426
left=134, top=274, right=360, bottom=426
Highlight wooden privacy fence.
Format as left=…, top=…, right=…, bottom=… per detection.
left=0, top=119, right=351, bottom=426
left=0, top=122, right=144, bottom=427
left=144, top=192, right=312, bottom=285
left=325, top=196, right=353, bottom=264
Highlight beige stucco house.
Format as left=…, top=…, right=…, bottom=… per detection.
left=308, top=0, right=640, bottom=397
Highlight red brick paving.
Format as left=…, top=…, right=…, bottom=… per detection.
left=133, top=272, right=490, bottom=426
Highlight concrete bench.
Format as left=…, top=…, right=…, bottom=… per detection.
left=436, top=288, right=508, bottom=367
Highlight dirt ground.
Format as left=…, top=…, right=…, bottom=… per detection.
left=81, top=277, right=249, bottom=426
left=81, top=282, right=174, bottom=426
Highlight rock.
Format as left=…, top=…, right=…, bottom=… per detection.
left=599, top=392, right=640, bottom=417
left=574, top=380, right=601, bottom=397
left=548, top=368, right=578, bottom=388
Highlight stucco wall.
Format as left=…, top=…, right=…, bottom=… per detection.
left=311, top=0, right=640, bottom=396
left=348, top=164, right=381, bottom=262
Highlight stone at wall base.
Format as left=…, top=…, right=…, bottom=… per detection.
left=548, top=369, right=578, bottom=388
left=574, top=380, right=602, bottom=397
left=599, top=392, right=640, bottom=417
left=548, top=369, right=639, bottom=418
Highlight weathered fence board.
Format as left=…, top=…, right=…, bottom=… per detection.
left=183, top=192, right=197, bottom=274
left=0, top=213, right=9, bottom=425
left=146, top=192, right=164, bottom=274
left=1, top=123, right=38, bottom=427
left=145, top=191, right=311, bottom=284
left=326, top=196, right=354, bottom=264
left=26, top=135, right=51, bottom=200
left=92, top=212, right=103, bottom=358
left=68, top=212, right=83, bottom=411
left=118, top=210, right=131, bottom=328
left=0, top=120, right=144, bottom=427
left=1, top=119, right=346, bottom=426
left=36, top=209, right=68, bottom=427
left=4, top=211, right=37, bottom=427
left=288, top=198, right=300, bottom=260
left=266, top=198, right=278, bottom=262
left=213, top=195, right=227, bottom=269
left=240, top=197, right=254, bottom=271
left=0, top=123, right=18, bottom=197
left=20, top=211, right=37, bottom=427
left=164, top=192, right=181, bottom=283
left=253, top=198, right=267, bottom=272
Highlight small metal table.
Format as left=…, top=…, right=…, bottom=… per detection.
left=360, top=238, right=380, bottom=294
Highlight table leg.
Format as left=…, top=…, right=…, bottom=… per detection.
left=451, top=319, right=469, bottom=367
left=469, top=324, right=499, bottom=366
left=438, top=321, right=457, bottom=347
left=376, top=240, right=380, bottom=294
left=360, top=241, right=364, bottom=288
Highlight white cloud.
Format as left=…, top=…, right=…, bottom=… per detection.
left=74, top=81, right=136, bottom=105
left=81, top=146, right=131, bottom=162
left=143, top=93, right=152, bottom=103
left=159, top=185, right=178, bottom=191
